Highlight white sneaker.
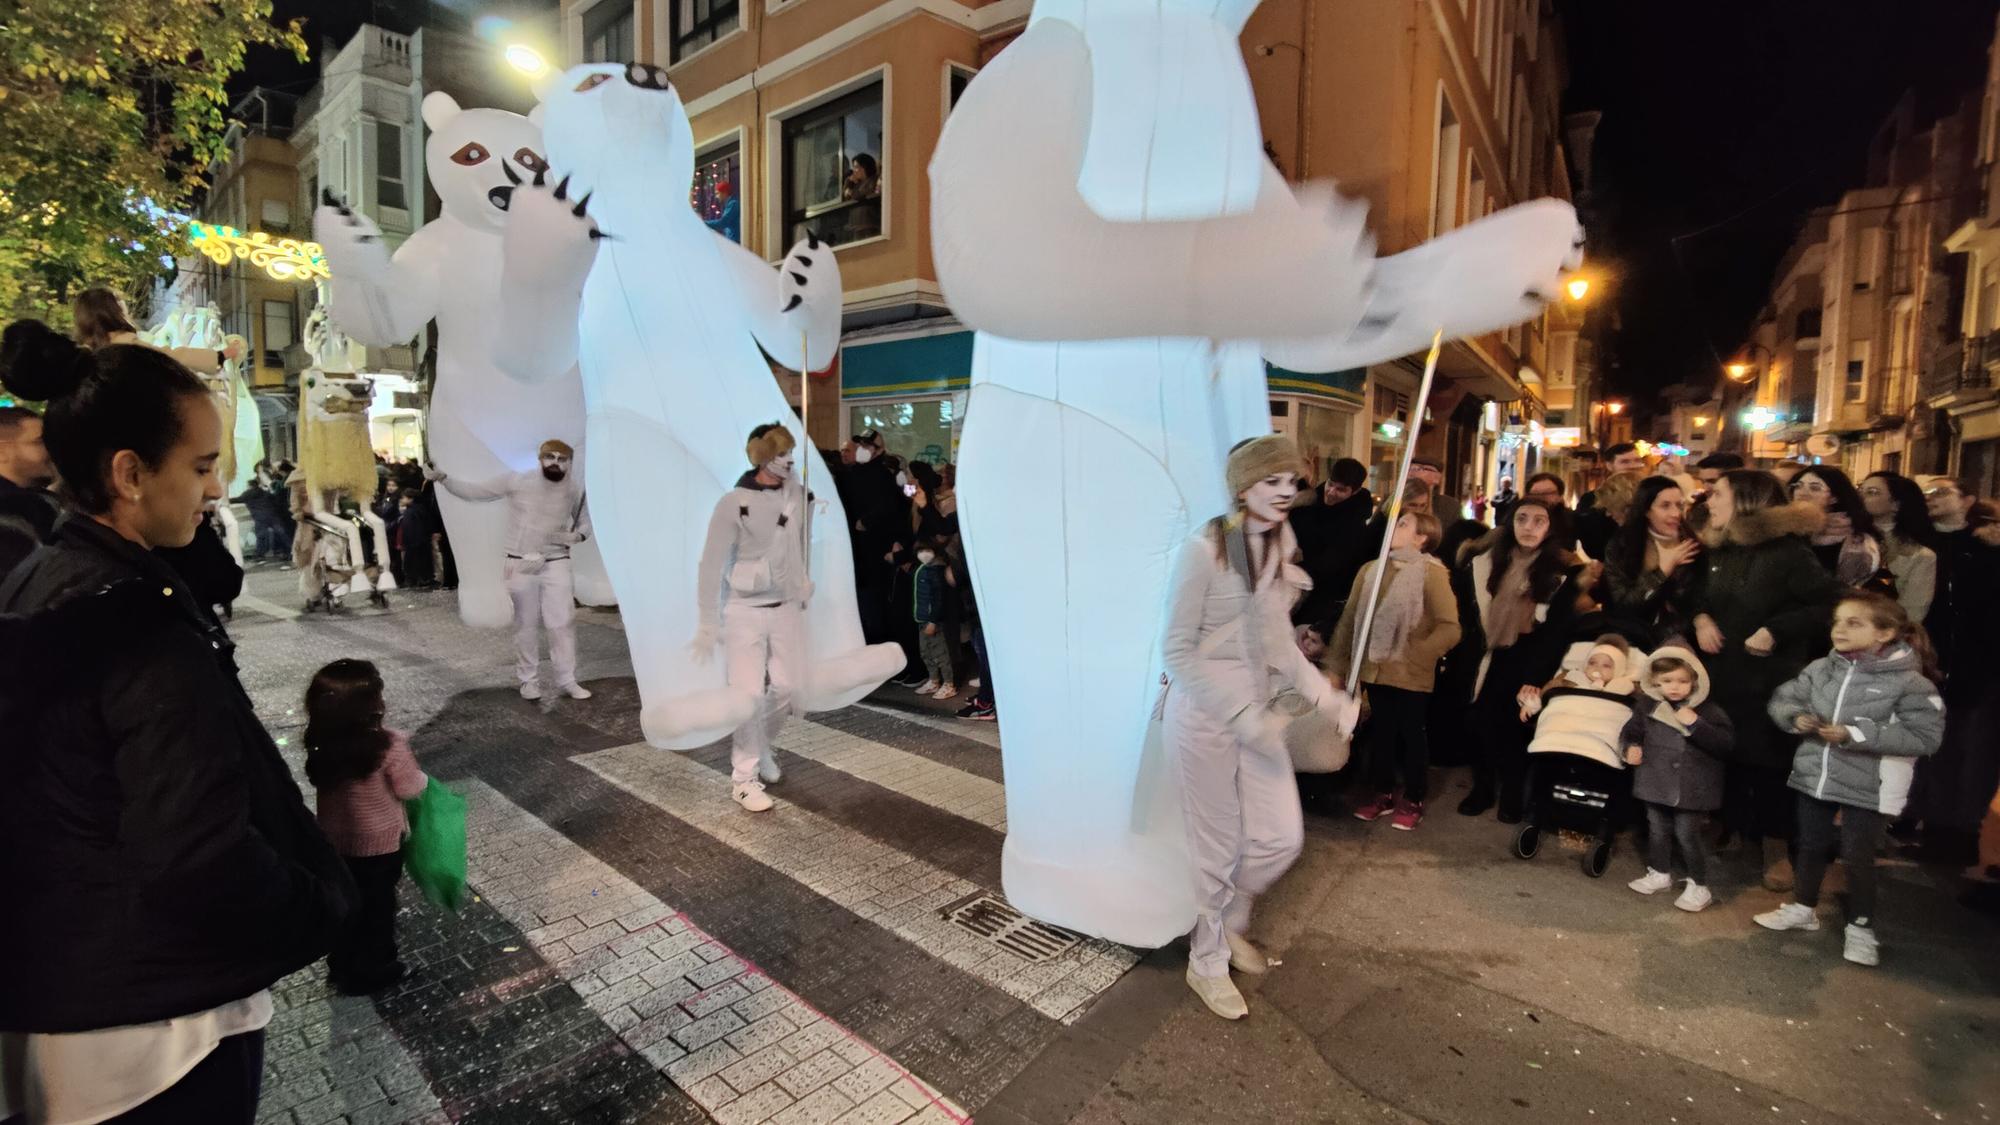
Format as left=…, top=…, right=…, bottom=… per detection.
left=559, top=682, right=592, bottom=700
left=1842, top=923, right=1880, bottom=966
left=914, top=679, right=940, bottom=694
left=519, top=682, right=543, bottom=701
left=968, top=677, right=982, bottom=689
left=1185, top=967, right=1247, bottom=1020
left=934, top=684, right=958, bottom=701
left=758, top=759, right=783, bottom=785
left=1753, top=902, right=1820, bottom=932
left=1627, top=868, right=1674, bottom=895
left=1226, top=932, right=1268, bottom=975
left=1673, top=881, right=1713, bottom=913
left=732, top=782, right=774, bottom=813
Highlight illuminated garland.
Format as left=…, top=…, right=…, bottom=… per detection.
left=187, top=222, right=329, bottom=282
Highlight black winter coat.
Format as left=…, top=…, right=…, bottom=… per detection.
left=1289, top=487, right=1373, bottom=630
left=0, top=475, right=58, bottom=582
left=0, top=515, right=354, bottom=1032
left=1689, top=501, right=1842, bottom=768
left=1925, top=527, right=2000, bottom=699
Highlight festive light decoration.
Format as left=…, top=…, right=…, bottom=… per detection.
left=188, top=221, right=329, bottom=282
left=1742, top=406, right=1780, bottom=430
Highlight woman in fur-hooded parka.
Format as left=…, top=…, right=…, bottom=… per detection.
left=1691, top=499, right=1843, bottom=770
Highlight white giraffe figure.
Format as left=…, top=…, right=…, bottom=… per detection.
left=929, top=0, right=1583, bottom=945
left=495, top=61, right=903, bottom=749
left=312, top=94, right=615, bottom=628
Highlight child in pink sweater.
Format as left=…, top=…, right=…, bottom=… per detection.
left=305, top=659, right=427, bottom=995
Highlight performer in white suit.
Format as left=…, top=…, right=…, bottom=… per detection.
left=434, top=440, right=592, bottom=701
left=691, top=424, right=814, bottom=813
left=1162, top=435, right=1351, bottom=1020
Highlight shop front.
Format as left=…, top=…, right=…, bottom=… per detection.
left=1266, top=362, right=1367, bottom=486
left=361, top=371, right=426, bottom=462
left=841, top=327, right=974, bottom=468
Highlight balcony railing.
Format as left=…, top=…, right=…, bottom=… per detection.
left=1925, top=335, right=1998, bottom=402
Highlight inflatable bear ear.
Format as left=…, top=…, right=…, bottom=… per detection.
left=528, top=103, right=545, bottom=129
left=422, top=91, right=462, bottom=132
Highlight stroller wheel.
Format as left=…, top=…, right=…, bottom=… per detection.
left=1512, top=823, right=1541, bottom=860
left=1583, top=840, right=1613, bottom=878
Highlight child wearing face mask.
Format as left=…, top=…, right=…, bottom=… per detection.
left=1756, top=592, right=1945, bottom=965
left=1620, top=646, right=1734, bottom=912
left=912, top=536, right=955, bottom=699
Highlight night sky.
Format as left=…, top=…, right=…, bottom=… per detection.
left=1560, top=0, right=2000, bottom=415
left=233, top=0, right=558, bottom=98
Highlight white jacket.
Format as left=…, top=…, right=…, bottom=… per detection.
left=1161, top=520, right=1327, bottom=728
left=696, top=472, right=808, bottom=632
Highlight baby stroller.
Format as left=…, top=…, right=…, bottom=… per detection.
left=1512, top=641, right=1639, bottom=877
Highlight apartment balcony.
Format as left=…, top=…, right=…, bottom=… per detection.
left=1925, top=334, right=1998, bottom=412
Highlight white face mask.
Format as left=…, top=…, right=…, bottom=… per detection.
left=895, top=470, right=909, bottom=488
left=854, top=446, right=875, bottom=464
left=762, top=455, right=793, bottom=481
left=1240, top=474, right=1298, bottom=524
left=916, top=549, right=936, bottom=564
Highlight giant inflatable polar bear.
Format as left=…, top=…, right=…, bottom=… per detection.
left=930, top=0, right=1583, bottom=946
left=497, top=62, right=902, bottom=748
left=313, top=93, right=613, bottom=628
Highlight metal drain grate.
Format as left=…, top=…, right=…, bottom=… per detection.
left=940, top=892, right=1085, bottom=963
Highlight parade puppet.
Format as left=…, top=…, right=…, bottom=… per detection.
left=492, top=62, right=902, bottom=752
left=142, top=301, right=260, bottom=554
left=928, top=0, right=1583, bottom=946
left=312, top=94, right=613, bottom=628
left=294, top=302, right=395, bottom=606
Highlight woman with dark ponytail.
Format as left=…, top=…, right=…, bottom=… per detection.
left=0, top=321, right=353, bottom=1123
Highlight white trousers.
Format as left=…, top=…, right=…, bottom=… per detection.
left=724, top=601, right=802, bottom=784
left=1166, top=687, right=1304, bottom=978
left=508, top=557, right=577, bottom=688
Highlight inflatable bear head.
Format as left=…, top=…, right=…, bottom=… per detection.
left=535, top=63, right=696, bottom=218
left=421, top=91, right=547, bottom=235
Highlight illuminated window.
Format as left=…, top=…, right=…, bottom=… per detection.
left=781, top=83, right=884, bottom=248
left=692, top=138, right=741, bottom=243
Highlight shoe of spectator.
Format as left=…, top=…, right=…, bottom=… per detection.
left=1842, top=922, right=1879, bottom=966
left=957, top=702, right=996, bottom=721
left=1761, top=838, right=1795, bottom=892
left=1753, top=902, right=1819, bottom=932
left=1352, top=793, right=1396, bottom=822
left=733, top=782, right=774, bottom=813
left=1628, top=868, right=1673, bottom=895
left=914, top=679, right=940, bottom=694
left=1390, top=800, right=1425, bottom=831
left=1673, top=882, right=1712, bottom=913
left=1457, top=786, right=1494, bottom=817
left=968, top=677, right=982, bottom=689
left=934, top=684, right=958, bottom=700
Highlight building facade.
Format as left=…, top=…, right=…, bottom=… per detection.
left=1935, top=15, right=2000, bottom=497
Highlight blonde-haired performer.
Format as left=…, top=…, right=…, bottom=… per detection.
left=1163, top=435, right=1356, bottom=1020
left=691, top=423, right=815, bottom=813
left=432, top=440, right=592, bottom=700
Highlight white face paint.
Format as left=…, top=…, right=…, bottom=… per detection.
left=1240, top=473, right=1298, bottom=525
left=762, top=453, right=794, bottom=481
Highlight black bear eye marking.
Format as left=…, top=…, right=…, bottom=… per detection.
left=451, top=142, right=490, bottom=166
left=576, top=72, right=612, bottom=92
left=514, top=148, right=548, bottom=174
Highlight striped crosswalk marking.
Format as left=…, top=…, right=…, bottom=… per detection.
left=574, top=743, right=1137, bottom=1022
left=778, top=716, right=1008, bottom=830
left=850, top=701, right=1002, bottom=749
left=459, top=780, right=969, bottom=1124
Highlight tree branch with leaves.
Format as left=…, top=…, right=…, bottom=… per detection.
left=0, top=0, right=306, bottom=324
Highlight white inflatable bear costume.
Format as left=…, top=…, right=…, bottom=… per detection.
left=313, top=93, right=613, bottom=627
left=929, top=0, right=1582, bottom=946
left=502, top=62, right=902, bottom=749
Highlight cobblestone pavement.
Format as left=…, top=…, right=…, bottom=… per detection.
left=225, top=569, right=2000, bottom=1125
left=230, top=572, right=1121, bottom=1125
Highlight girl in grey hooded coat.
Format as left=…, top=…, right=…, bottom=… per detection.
left=1756, top=593, right=1945, bottom=966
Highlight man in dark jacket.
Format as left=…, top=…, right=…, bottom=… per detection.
left=0, top=405, right=58, bottom=580
left=1905, top=478, right=2000, bottom=864
left=1289, top=457, right=1373, bottom=631
left=0, top=514, right=354, bottom=1038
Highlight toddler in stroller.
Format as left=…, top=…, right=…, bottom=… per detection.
left=1511, top=635, right=1639, bottom=876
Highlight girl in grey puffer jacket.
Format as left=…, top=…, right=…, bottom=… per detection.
left=1755, top=592, right=1945, bottom=967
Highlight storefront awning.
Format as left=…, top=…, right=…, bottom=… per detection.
left=1265, top=363, right=1366, bottom=405
left=842, top=330, right=974, bottom=401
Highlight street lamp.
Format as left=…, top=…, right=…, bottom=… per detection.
left=1693, top=414, right=1710, bottom=428
left=504, top=44, right=548, bottom=78
left=1725, top=361, right=1752, bottom=381
left=1565, top=277, right=1591, bottom=302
